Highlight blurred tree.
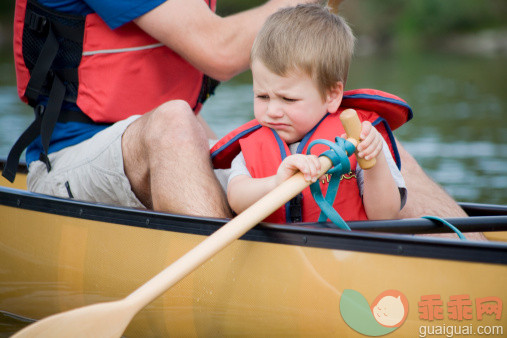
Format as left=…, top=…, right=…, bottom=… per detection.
left=399, top=0, right=506, bottom=36
left=0, top=1, right=14, bottom=48
left=0, top=0, right=505, bottom=53
left=341, top=0, right=506, bottom=52
left=216, top=0, right=263, bottom=16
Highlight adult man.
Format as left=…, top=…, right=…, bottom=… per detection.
left=7, top=0, right=326, bottom=218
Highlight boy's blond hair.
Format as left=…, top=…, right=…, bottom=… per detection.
left=251, top=4, right=355, bottom=100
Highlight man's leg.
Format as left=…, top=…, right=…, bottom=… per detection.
left=397, top=140, right=487, bottom=240
left=122, top=100, right=232, bottom=218
left=397, top=140, right=467, bottom=219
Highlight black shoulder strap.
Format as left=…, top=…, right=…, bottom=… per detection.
left=3, top=1, right=87, bottom=182
left=2, top=106, right=44, bottom=182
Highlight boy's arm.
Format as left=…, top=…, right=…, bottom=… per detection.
left=354, top=121, right=401, bottom=220
left=227, top=175, right=278, bottom=215
left=362, top=153, right=401, bottom=219
left=227, top=154, right=321, bottom=214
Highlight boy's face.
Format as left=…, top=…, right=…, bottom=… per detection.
left=252, top=60, right=341, bottom=144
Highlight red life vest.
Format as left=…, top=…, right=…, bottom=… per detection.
left=211, top=89, right=412, bottom=224
left=4, top=0, right=219, bottom=183
left=13, top=0, right=217, bottom=122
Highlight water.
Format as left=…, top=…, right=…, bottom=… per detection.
left=0, top=50, right=506, bottom=205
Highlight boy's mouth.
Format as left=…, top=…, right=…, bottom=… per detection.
left=265, top=122, right=290, bottom=130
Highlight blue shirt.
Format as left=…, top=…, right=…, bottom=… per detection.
left=37, top=0, right=164, bottom=29
left=26, top=0, right=164, bottom=165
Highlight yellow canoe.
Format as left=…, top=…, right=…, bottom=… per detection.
left=1, top=163, right=506, bottom=337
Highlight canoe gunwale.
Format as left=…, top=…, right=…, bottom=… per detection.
left=2, top=185, right=507, bottom=265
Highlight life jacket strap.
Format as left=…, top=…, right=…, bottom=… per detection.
left=39, top=74, right=66, bottom=169
left=288, top=193, right=303, bottom=223
left=24, top=19, right=59, bottom=106
left=2, top=106, right=43, bottom=182
left=2, top=0, right=88, bottom=182
left=2, top=79, right=64, bottom=182
left=195, top=75, right=220, bottom=108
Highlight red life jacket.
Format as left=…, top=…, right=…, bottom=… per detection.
left=4, top=0, right=218, bottom=183
left=211, top=89, right=412, bottom=224
left=14, top=0, right=217, bottom=121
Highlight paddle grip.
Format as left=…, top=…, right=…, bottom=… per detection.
left=339, top=108, right=376, bottom=170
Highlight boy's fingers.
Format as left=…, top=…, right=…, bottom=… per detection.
left=304, top=158, right=315, bottom=182
left=357, top=133, right=373, bottom=153
left=364, top=140, right=382, bottom=160
left=302, top=155, right=321, bottom=182
left=359, top=121, right=372, bottom=140
left=357, top=125, right=372, bottom=152
left=283, top=154, right=323, bottom=182
left=359, top=132, right=383, bottom=159
left=293, top=157, right=310, bottom=181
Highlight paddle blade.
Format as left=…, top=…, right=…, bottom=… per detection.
left=12, top=300, right=135, bottom=338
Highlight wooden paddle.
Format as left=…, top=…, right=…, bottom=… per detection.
left=14, top=161, right=339, bottom=337
left=340, top=108, right=376, bottom=169
left=14, top=5, right=351, bottom=335
left=14, top=161, right=336, bottom=337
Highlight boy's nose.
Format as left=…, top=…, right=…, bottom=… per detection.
left=266, top=101, right=284, bottom=118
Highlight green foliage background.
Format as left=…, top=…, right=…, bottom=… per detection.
left=0, top=0, right=505, bottom=52
left=217, top=0, right=506, bottom=52
left=217, top=0, right=506, bottom=34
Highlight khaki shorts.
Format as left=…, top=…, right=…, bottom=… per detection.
left=27, top=115, right=145, bottom=208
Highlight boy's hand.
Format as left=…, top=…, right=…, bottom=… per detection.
left=276, top=154, right=322, bottom=185
left=357, top=121, right=383, bottom=160
left=342, top=121, right=382, bottom=161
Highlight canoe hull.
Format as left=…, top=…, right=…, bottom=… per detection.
left=1, top=202, right=506, bottom=337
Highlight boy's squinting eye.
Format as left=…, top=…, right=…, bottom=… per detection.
left=283, top=97, right=298, bottom=102
left=255, top=95, right=269, bottom=100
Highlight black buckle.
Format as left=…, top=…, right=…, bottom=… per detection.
left=39, top=152, right=52, bottom=172
left=45, top=70, right=55, bottom=87
left=197, top=76, right=220, bottom=104
left=34, top=104, right=45, bottom=119
left=28, top=12, right=48, bottom=35
left=289, top=193, right=303, bottom=223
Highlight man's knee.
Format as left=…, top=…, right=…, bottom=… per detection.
left=145, top=100, right=206, bottom=147
left=151, top=100, right=195, bottom=128
left=156, top=100, right=193, bottom=117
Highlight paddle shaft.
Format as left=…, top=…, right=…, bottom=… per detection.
left=126, top=156, right=333, bottom=310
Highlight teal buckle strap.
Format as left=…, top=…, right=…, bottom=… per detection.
left=421, top=216, right=467, bottom=240
left=305, top=137, right=467, bottom=237
left=306, top=137, right=356, bottom=230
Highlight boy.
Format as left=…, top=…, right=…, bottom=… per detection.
left=218, top=4, right=407, bottom=222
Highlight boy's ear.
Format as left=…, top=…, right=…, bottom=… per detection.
left=326, top=81, right=344, bottom=114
